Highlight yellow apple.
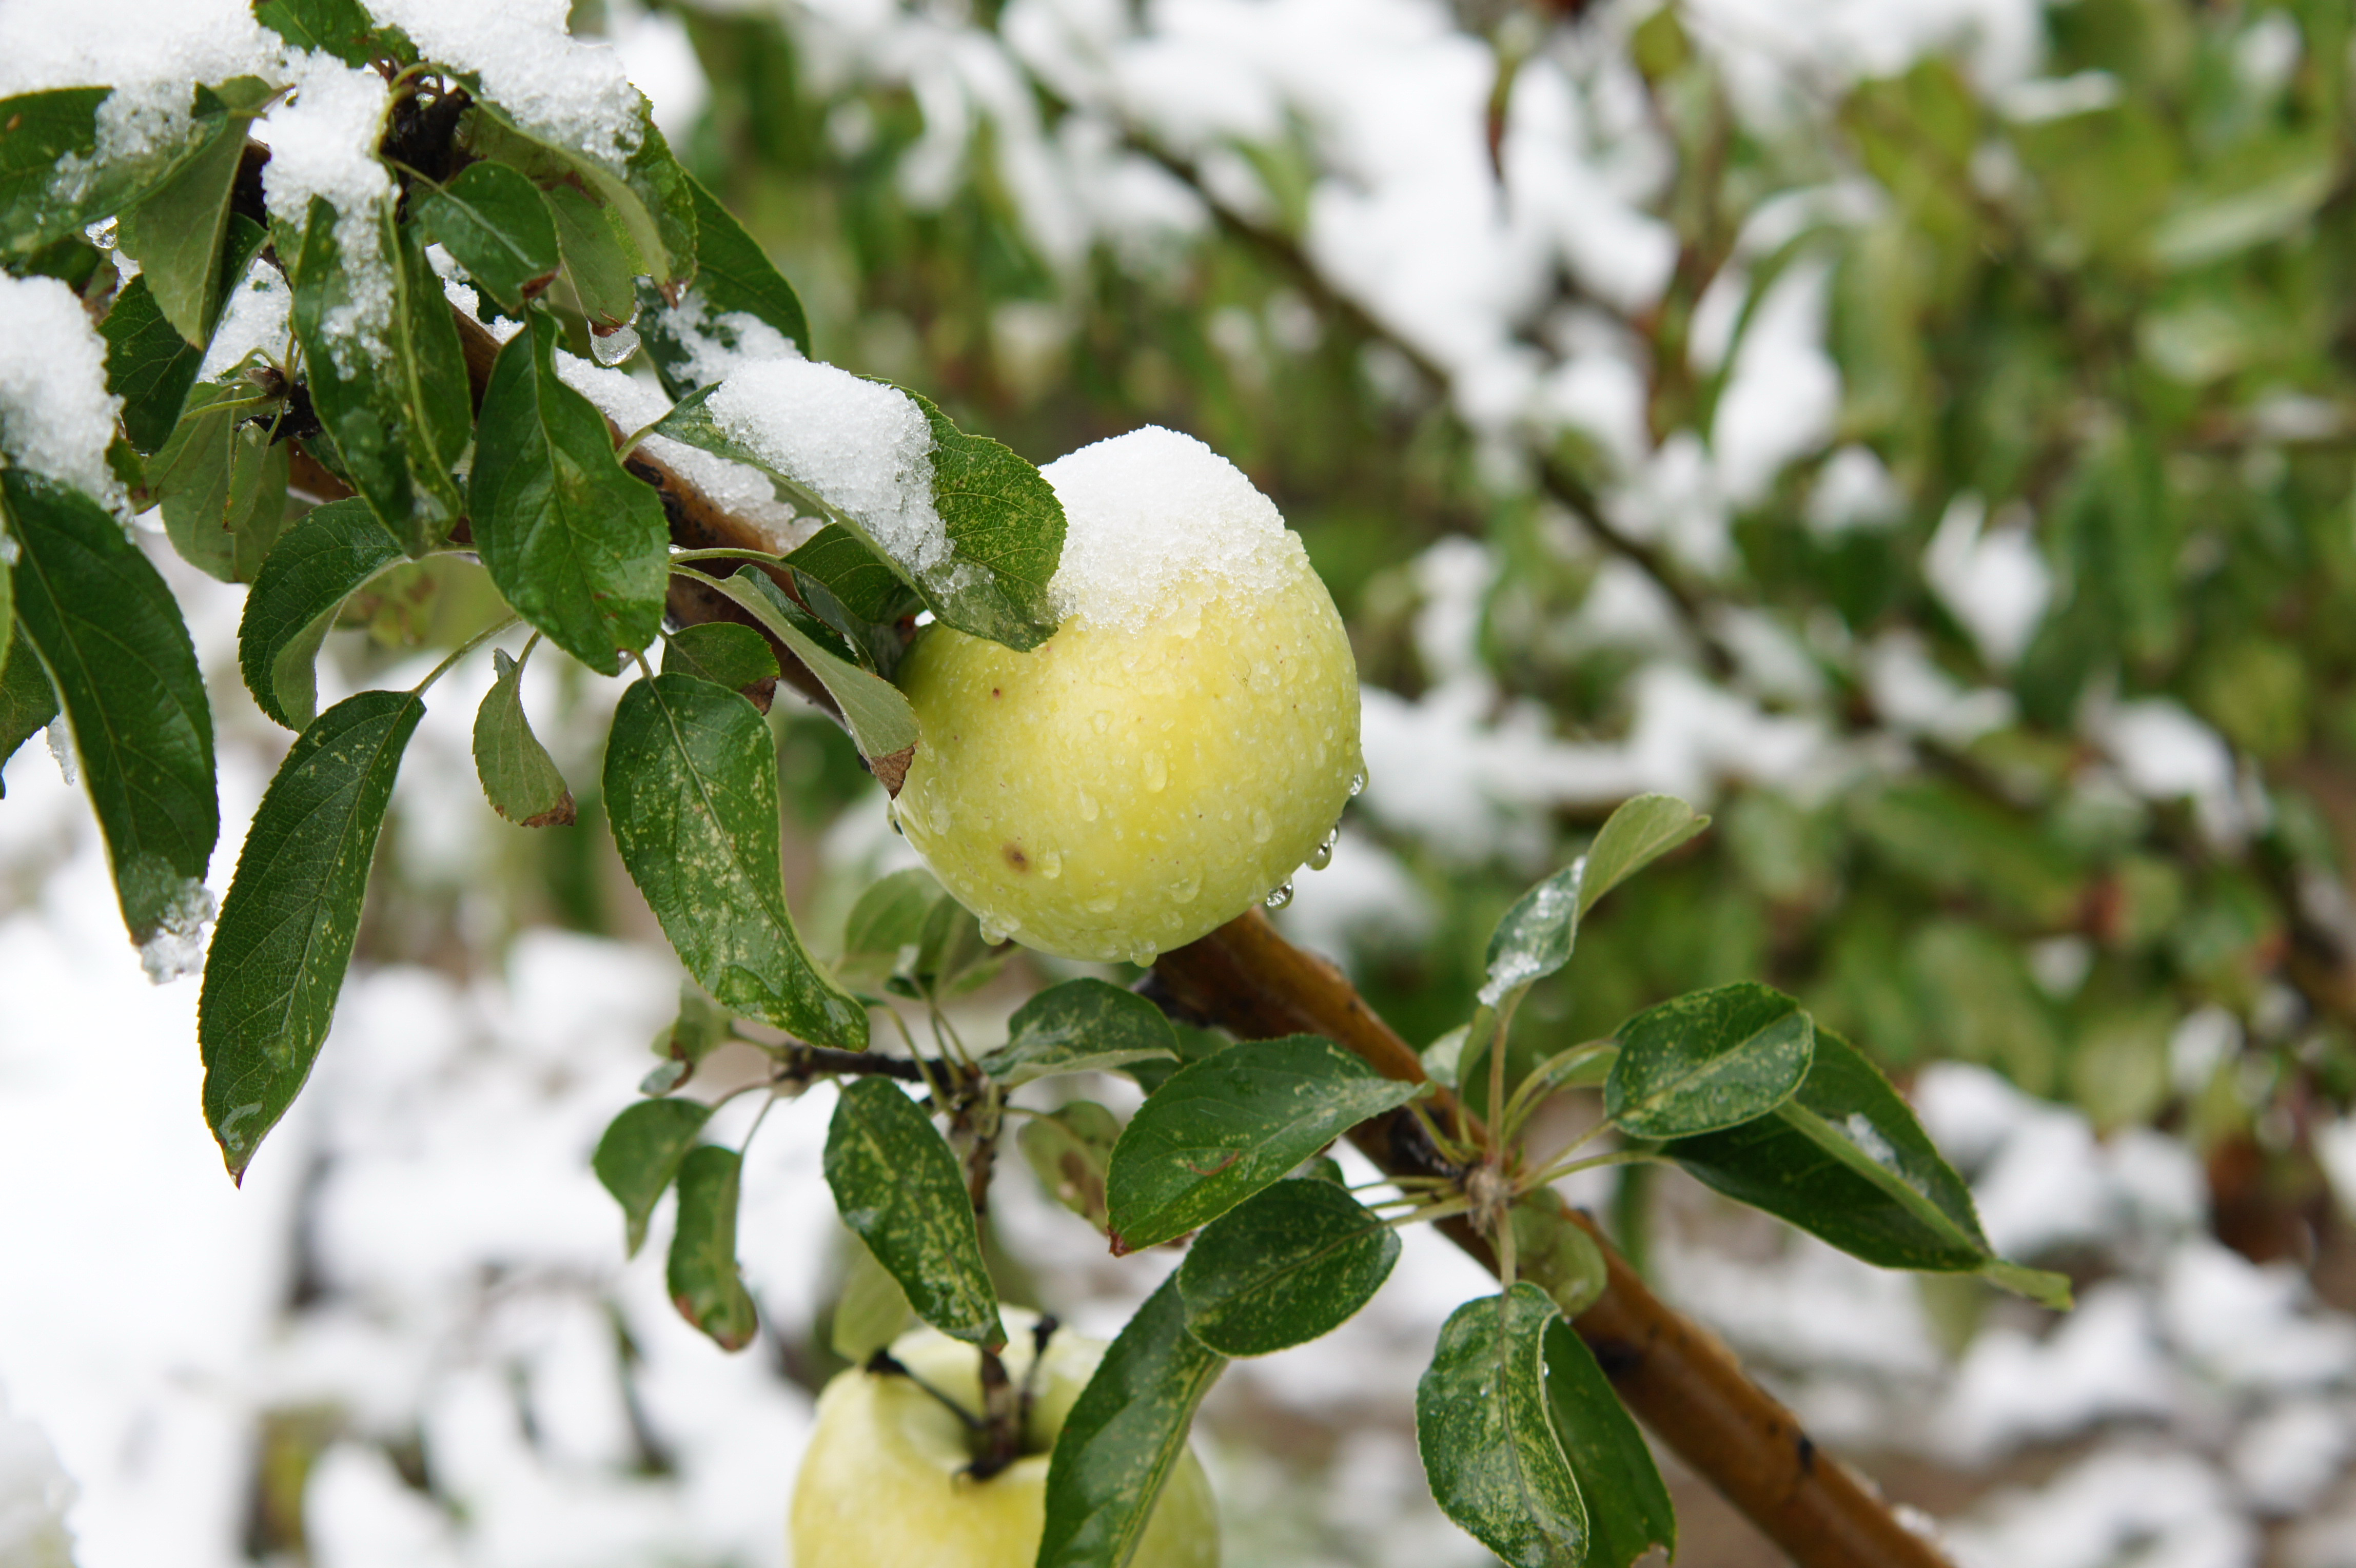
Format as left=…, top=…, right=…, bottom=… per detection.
left=790, top=1309, right=1219, bottom=1568
left=891, top=428, right=1361, bottom=965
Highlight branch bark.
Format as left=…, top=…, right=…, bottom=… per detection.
left=1153, top=909, right=1953, bottom=1568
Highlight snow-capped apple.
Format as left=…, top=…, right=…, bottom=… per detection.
left=892, top=427, right=1362, bottom=966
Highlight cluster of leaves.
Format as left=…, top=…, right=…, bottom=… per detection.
left=594, top=797, right=2059, bottom=1568
left=0, top=0, right=1063, bottom=1179
left=661, top=0, right=2356, bottom=1213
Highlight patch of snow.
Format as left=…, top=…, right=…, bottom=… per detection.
left=1938, top=1286, right=2175, bottom=1460
left=0, top=1387, right=76, bottom=1568
left=556, top=355, right=813, bottom=552
left=2092, top=697, right=2254, bottom=844
left=1711, top=255, right=1840, bottom=507
left=2231, top=1400, right=2349, bottom=1516
left=1925, top=495, right=2052, bottom=670
left=258, top=52, right=396, bottom=365
left=705, top=359, right=951, bottom=583
left=194, top=258, right=292, bottom=383
left=612, top=1, right=708, bottom=143
left=1808, top=444, right=1906, bottom=538
left=136, top=877, right=216, bottom=985
left=371, top=0, right=645, bottom=169
left=1943, top=1448, right=2253, bottom=1568
left=0, top=272, right=126, bottom=511
left=1041, top=425, right=1298, bottom=630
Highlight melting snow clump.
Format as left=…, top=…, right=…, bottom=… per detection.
left=664, top=298, right=804, bottom=388
left=371, top=0, right=646, bottom=169
left=260, top=53, right=398, bottom=362
left=198, top=258, right=294, bottom=382
left=1042, top=425, right=1295, bottom=630
left=44, top=726, right=75, bottom=787
left=706, top=360, right=948, bottom=577
left=139, top=878, right=219, bottom=985
left=0, top=273, right=127, bottom=510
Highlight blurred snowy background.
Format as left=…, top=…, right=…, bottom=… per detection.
left=12, top=0, right=2356, bottom=1564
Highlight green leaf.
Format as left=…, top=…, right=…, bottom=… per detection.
left=651, top=980, right=734, bottom=1078
left=907, top=889, right=1005, bottom=999
left=667, top=1144, right=758, bottom=1350
left=902, top=386, right=1066, bottom=650
left=1541, top=1319, right=1675, bottom=1568
left=1176, top=1177, right=1400, bottom=1356
left=463, top=96, right=696, bottom=291
left=4, top=470, right=217, bottom=948
left=0, top=87, right=211, bottom=256
left=471, top=647, right=574, bottom=826
left=641, top=171, right=810, bottom=399
left=602, top=672, right=868, bottom=1047
left=786, top=523, right=924, bottom=626
left=1104, top=1035, right=1421, bottom=1252
left=976, top=978, right=1179, bottom=1087
left=1509, top=1201, right=1609, bottom=1319
left=836, top=866, right=948, bottom=984
left=700, top=566, right=918, bottom=782
left=200, top=689, right=424, bottom=1179
left=1418, top=1284, right=1588, bottom=1568
left=1663, top=1028, right=2071, bottom=1306
left=1125, top=1021, right=1234, bottom=1097
left=0, top=626, right=59, bottom=796
left=823, top=1076, right=1004, bottom=1349
left=149, top=384, right=290, bottom=583
left=235, top=498, right=404, bottom=730
left=2152, top=156, right=2336, bottom=271
left=1037, top=1276, right=1226, bottom=1568
left=384, top=210, right=472, bottom=521
left=593, top=1096, right=713, bottom=1256
left=100, top=276, right=204, bottom=455
left=115, top=80, right=273, bottom=346
left=1481, top=794, right=1707, bottom=1009
left=253, top=0, right=381, bottom=65
left=661, top=620, right=779, bottom=695
left=1019, top=1100, right=1121, bottom=1233
left=544, top=181, right=642, bottom=330
left=1605, top=983, right=1815, bottom=1140
left=470, top=310, right=667, bottom=673
left=830, top=1234, right=916, bottom=1364
left=414, top=161, right=561, bottom=316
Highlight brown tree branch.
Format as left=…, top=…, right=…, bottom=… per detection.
left=1153, top=910, right=1953, bottom=1568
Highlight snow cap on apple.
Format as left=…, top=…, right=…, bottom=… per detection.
left=892, top=427, right=1363, bottom=965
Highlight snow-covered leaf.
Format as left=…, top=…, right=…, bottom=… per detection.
left=463, top=96, right=696, bottom=292
left=115, top=77, right=276, bottom=346
left=641, top=171, right=809, bottom=400
left=413, top=160, right=559, bottom=316
left=0, top=87, right=212, bottom=256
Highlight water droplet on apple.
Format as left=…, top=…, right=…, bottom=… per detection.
left=1349, top=767, right=1368, bottom=797
left=1307, top=825, right=1339, bottom=871
left=1143, top=752, right=1167, bottom=792
left=1263, top=880, right=1294, bottom=910
left=1077, top=789, right=1098, bottom=821
left=1170, top=872, right=1200, bottom=904
left=1250, top=808, right=1274, bottom=845
left=979, top=916, right=1012, bottom=945
left=1039, top=849, right=1063, bottom=879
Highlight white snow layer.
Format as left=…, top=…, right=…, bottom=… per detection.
left=0, top=1389, right=76, bottom=1568
left=370, top=0, right=647, bottom=168
left=705, top=359, right=952, bottom=581
left=0, top=0, right=276, bottom=159
left=0, top=273, right=125, bottom=509
left=258, top=52, right=398, bottom=362
left=1040, top=425, right=1297, bottom=629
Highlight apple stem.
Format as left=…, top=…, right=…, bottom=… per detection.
left=969, top=1345, right=1023, bottom=1480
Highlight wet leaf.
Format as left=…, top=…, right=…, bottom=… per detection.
left=472, top=647, right=574, bottom=826
left=0, top=626, right=59, bottom=795
left=115, top=78, right=274, bottom=345
left=701, top=566, right=918, bottom=780
left=1542, top=1318, right=1675, bottom=1568
left=415, top=161, right=560, bottom=316
left=977, top=978, right=1179, bottom=1087
left=1663, top=1028, right=2071, bottom=1306
left=200, top=689, right=423, bottom=1180
left=469, top=309, right=667, bottom=672
left=668, top=1144, right=757, bottom=1350
left=1019, top=1100, right=1121, bottom=1233
left=593, top=1096, right=712, bottom=1256
left=824, top=1076, right=1004, bottom=1348
left=1177, top=1177, right=1400, bottom=1356
left=1105, top=1035, right=1419, bottom=1252
left=1417, top=1284, right=1587, bottom=1568
left=4, top=469, right=217, bottom=949
left=1037, top=1277, right=1226, bottom=1568
left=235, top=498, right=404, bottom=730
left=101, top=276, right=204, bottom=455
left=0, top=87, right=210, bottom=256
left=602, top=672, right=868, bottom=1048
left=1480, top=794, right=1706, bottom=1009
left=1606, top=983, right=1815, bottom=1140
left=253, top=0, right=380, bottom=64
